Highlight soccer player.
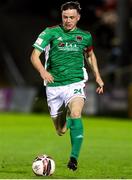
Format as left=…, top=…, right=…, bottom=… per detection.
left=30, top=1, right=104, bottom=171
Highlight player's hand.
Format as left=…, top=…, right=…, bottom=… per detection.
left=96, top=77, right=104, bottom=94
left=39, top=69, right=54, bottom=83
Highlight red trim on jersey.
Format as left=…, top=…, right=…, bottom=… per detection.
left=85, top=46, right=93, bottom=52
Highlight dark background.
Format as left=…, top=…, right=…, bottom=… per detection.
left=0, top=0, right=132, bottom=116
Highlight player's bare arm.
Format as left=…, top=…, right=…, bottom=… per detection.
left=30, top=49, right=54, bottom=83
left=85, top=50, right=104, bottom=94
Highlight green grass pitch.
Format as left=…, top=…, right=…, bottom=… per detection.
left=0, top=113, right=132, bottom=179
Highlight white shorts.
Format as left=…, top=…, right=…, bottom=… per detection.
left=46, top=81, right=86, bottom=117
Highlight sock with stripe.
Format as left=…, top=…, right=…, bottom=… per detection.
left=69, top=118, right=84, bottom=160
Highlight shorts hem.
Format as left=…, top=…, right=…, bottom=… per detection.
left=65, top=95, right=86, bottom=106
left=50, top=111, right=63, bottom=118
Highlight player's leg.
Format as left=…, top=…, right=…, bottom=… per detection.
left=52, top=106, right=73, bottom=136
left=46, top=86, right=68, bottom=136
left=52, top=105, right=67, bottom=136
left=67, top=96, right=84, bottom=170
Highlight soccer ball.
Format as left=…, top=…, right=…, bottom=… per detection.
left=32, top=154, right=55, bottom=176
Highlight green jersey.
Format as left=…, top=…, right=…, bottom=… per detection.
left=33, top=25, right=93, bottom=87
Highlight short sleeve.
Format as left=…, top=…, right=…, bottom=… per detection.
left=85, top=33, right=93, bottom=52
left=33, top=28, right=53, bottom=52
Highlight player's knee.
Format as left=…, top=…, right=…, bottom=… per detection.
left=70, top=111, right=81, bottom=119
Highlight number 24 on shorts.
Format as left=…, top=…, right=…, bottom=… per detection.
left=74, top=88, right=82, bottom=94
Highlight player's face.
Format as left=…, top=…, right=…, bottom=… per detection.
left=62, top=9, right=80, bottom=31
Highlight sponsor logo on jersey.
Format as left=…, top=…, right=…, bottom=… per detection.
left=58, top=42, right=79, bottom=51
left=58, top=42, right=65, bottom=47
left=36, top=38, right=43, bottom=45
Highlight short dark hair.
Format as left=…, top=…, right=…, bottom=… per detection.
left=61, top=1, right=81, bottom=14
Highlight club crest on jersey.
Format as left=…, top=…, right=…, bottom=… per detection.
left=76, top=36, right=83, bottom=41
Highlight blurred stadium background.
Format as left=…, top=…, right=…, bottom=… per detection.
left=0, top=0, right=132, bottom=179
left=0, top=0, right=132, bottom=117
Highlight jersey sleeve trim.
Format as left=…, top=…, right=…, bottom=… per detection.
left=33, top=44, right=44, bottom=52
left=85, top=46, right=93, bottom=52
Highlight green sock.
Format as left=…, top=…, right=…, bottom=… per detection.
left=70, top=118, right=83, bottom=160
left=66, top=117, right=72, bottom=129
